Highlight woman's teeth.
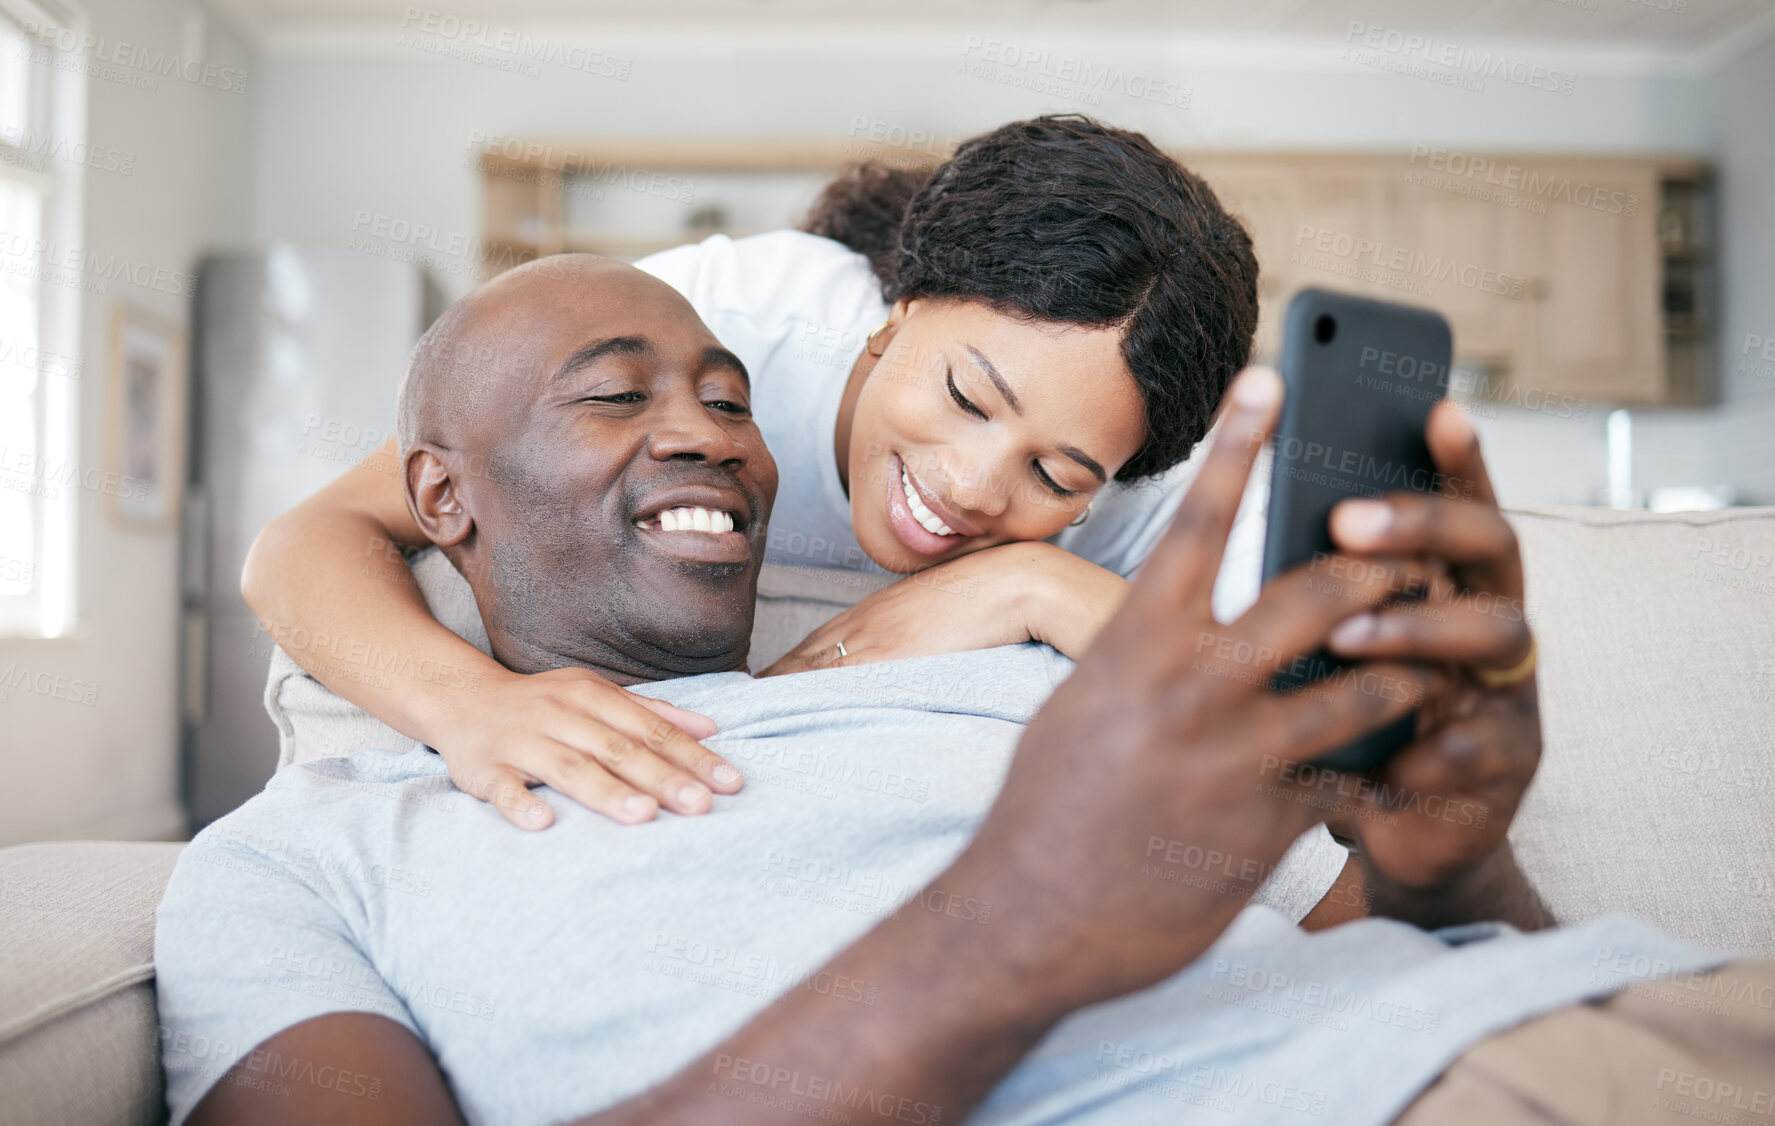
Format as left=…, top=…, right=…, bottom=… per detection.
left=900, top=465, right=957, bottom=537
left=637, top=506, right=736, bottom=533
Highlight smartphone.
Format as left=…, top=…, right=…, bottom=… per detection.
left=1261, top=288, right=1452, bottom=773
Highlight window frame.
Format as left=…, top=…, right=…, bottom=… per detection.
left=0, top=0, right=85, bottom=639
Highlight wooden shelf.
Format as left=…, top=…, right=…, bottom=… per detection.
left=479, top=141, right=1716, bottom=406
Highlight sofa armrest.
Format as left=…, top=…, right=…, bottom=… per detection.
left=0, top=841, right=185, bottom=1126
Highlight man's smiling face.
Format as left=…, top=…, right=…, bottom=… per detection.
left=401, top=256, right=779, bottom=683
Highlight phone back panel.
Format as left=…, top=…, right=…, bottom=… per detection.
left=1263, top=288, right=1452, bottom=772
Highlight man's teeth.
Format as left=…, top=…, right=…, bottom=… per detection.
left=637, top=506, right=736, bottom=533
left=900, top=466, right=957, bottom=537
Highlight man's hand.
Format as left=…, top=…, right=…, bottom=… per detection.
left=946, top=366, right=1445, bottom=1012
left=1316, top=400, right=1549, bottom=928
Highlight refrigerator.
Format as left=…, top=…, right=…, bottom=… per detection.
left=180, top=246, right=431, bottom=829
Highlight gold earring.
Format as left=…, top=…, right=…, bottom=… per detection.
left=1069, top=502, right=1092, bottom=527
left=864, top=321, right=891, bottom=358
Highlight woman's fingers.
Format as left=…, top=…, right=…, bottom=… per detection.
left=522, top=739, right=664, bottom=825
left=631, top=695, right=719, bottom=741
left=544, top=708, right=716, bottom=817
left=1140, top=366, right=1283, bottom=612
left=463, top=766, right=557, bottom=831
left=631, top=692, right=741, bottom=788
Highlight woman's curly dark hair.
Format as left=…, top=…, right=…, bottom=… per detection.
left=801, top=115, right=1259, bottom=482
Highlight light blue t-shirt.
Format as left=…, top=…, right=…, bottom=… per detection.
left=154, top=645, right=1728, bottom=1125
left=637, top=232, right=1269, bottom=618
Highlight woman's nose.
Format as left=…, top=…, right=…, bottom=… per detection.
left=943, top=462, right=1010, bottom=519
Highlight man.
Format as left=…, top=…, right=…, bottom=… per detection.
left=156, top=257, right=1761, bottom=1126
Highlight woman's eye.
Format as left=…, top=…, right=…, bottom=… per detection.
left=705, top=400, right=750, bottom=415
left=947, top=369, right=986, bottom=420
left=1034, top=462, right=1079, bottom=499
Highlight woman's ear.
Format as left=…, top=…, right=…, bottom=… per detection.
left=404, top=445, right=474, bottom=547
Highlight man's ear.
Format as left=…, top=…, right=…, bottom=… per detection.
left=404, top=444, right=474, bottom=547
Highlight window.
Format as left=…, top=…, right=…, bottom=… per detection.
left=0, top=0, right=81, bottom=637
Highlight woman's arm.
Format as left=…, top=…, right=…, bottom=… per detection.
left=760, top=541, right=1127, bottom=675
left=242, top=437, right=471, bottom=737
left=242, top=437, right=742, bottom=827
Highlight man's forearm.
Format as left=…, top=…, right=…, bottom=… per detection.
left=583, top=843, right=1239, bottom=1126
left=580, top=856, right=1069, bottom=1125
left=1359, top=840, right=1553, bottom=932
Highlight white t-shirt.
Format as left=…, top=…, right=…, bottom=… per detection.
left=638, top=231, right=1267, bottom=620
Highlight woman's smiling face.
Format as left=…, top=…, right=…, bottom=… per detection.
left=844, top=297, right=1149, bottom=574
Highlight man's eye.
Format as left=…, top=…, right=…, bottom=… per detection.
left=947, top=369, right=986, bottom=420
left=582, top=391, right=645, bottom=405
left=1033, top=462, right=1079, bottom=499
left=706, top=400, right=750, bottom=415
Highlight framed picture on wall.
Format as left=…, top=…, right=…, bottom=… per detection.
left=105, top=303, right=187, bottom=531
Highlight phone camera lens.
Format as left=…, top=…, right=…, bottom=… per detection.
left=1314, top=315, right=1337, bottom=344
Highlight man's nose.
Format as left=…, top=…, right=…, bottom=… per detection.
left=647, top=397, right=749, bottom=466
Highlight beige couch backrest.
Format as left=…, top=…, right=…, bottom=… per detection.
left=266, top=505, right=1775, bottom=955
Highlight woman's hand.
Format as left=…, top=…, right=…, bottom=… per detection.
left=759, top=542, right=1127, bottom=676
left=435, top=666, right=744, bottom=829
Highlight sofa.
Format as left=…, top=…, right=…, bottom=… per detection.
left=4, top=502, right=1774, bottom=1125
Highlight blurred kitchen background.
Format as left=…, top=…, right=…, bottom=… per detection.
left=2, top=0, right=1772, bottom=844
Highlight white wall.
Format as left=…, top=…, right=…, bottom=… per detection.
left=246, top=30, right=1745, bottom=509
left=0, top=0, right=255, bottom=846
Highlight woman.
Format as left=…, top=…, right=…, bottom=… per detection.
left=243, top=115, right=1261, bottom=827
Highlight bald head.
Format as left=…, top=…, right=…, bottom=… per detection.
left=396, top=253, right=778, bottom=686
left=398, top=255, right=647, bottom=457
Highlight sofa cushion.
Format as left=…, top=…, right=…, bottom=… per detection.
left=0, top=841, right=185, bottom=1126
left=1505, top=504, right=1775, bottom=955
